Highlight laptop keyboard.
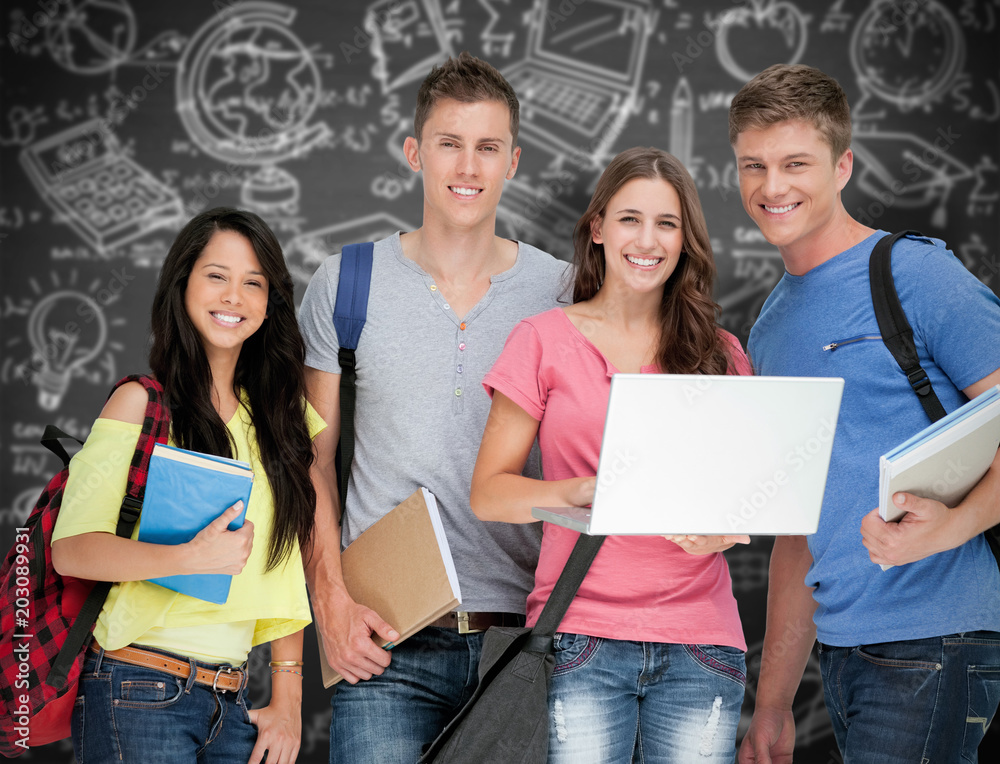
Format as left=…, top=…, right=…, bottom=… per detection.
left=507, top=69, right=612, bottom=131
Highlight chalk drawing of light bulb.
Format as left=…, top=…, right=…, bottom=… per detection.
left=26, top=291, right=108, bottom=411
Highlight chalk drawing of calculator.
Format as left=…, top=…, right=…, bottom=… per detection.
left=20, top=119, right=185, bottom=255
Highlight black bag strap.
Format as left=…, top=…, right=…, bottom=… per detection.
left=417, top=532, right=606, bottom=762
left=527, top=533, right=606, bottom=650
left=332, top=242, right=375, bottom=516
left=869, top=230, right=947, bottom=423
left=48, top=375, right=170, bottom=688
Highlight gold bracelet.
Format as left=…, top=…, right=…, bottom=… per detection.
left=269, top=660, right=304, bottom=667
left=270, top=668, right=303, bottom=676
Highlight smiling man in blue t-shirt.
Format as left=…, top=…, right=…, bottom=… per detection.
left=729, top=64, right=1000, bottom=764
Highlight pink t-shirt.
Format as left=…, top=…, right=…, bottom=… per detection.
left=483, top=307, right=751, bottom=650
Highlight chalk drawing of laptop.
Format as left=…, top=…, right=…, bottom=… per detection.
left=533, top=374, right=845, bottom=535
left=501, top=0, right=653, bottom=162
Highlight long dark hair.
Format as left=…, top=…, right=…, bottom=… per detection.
left=149, top=207, right=315, bottom=570
left=572, top=147, right=731, bottom=375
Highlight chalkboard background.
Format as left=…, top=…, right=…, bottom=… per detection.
left=2, top=0, right=998, bottom=761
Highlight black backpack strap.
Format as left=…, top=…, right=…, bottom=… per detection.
left=869, top=230, right=947, bottom=423
left=869, top=234, right=1000, bottom=570
left=332, top=242, right=374, bottom=516
left=48, top=375, right=170, bottom=688
left=40, top=425, right=83, bottom=468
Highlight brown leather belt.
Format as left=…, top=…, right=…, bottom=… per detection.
left=427, top=611, right=524, bottom=634
left=90, top=643, right=245, bottom=693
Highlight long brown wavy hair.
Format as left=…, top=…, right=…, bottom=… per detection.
left=572, top=147, right=732, bottom=375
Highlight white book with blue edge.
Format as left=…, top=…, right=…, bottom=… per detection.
left=138, top=443, right=254, bottom=603
left=879, top=385, right=1000, bottom=524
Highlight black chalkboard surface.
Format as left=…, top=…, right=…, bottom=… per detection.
left=2, top=1, right=997, bottom=761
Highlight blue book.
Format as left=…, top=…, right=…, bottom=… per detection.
left=138, top=443, right=254, bottom=604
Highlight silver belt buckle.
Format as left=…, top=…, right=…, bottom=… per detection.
left=212, top=666, right=233, bottom=692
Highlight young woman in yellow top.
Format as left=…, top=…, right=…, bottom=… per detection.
left=52, top=207, right=324, bottom=764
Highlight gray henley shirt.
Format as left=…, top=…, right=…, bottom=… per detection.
left=299, top=233, right=570, bottom=613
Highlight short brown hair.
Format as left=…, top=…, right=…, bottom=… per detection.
left=413, top=51, right=519, bottom=146
left=729, top=64, right=851, bottom=160
left=572, top=147, right=731, bottom=376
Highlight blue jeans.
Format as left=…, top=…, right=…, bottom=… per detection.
left=329, top=627, right=485, bottom=764
left=72, top=646, right=256, bottom=763
left=819, top=631, right=1000, bottom=763
left=547, top=634, right=746, bottom=763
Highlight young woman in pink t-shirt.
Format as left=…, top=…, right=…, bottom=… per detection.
left=472, top=147, right=752, bottom=763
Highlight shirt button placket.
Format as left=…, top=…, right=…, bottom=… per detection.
left=454, top=322, right=467, bottom=413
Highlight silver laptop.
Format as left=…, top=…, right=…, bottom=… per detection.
left=532, top=374, right=844, bottom=535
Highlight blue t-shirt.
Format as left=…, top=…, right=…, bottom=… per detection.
left=749, top=231, right=1000, bottom=646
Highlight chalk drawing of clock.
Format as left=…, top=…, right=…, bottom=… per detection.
left=850, top=0, right=964, bottom=110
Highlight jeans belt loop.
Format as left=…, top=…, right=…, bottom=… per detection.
left=183, top=657, right=198, bottom=694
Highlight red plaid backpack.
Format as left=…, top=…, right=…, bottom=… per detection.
left=0, top=375, right=169, bottom=757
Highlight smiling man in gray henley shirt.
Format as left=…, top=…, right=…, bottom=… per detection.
left=298, top=52, right=568, bottom=764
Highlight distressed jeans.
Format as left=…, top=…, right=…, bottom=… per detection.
left=546, top=634, right=746, bottom=763
left=819, top=631, right=1000, bottom=763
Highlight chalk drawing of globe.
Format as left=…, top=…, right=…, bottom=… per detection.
left=177, top=2, right=329, bottom=166
left=45, top=0, right=137, bottom=75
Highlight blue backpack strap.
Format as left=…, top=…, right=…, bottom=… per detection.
left=332, top=242, right=374, bottom=516
left=333, top=243, right=374, bottom=352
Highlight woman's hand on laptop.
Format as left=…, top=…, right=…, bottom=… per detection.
left=566, top=476, right=596, bottom=507
left=664, top=535, right=751, bottom=554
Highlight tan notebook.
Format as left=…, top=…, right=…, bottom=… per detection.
left=317, top=487, right=462, bottom=687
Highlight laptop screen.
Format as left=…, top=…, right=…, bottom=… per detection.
left=531, top=0, right=646, bottom=84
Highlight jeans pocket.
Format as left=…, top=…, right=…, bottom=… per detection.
left=685, top=644, right=747, bottom=687
left=120, top=680, right=170, bottom=703
left=855, top=644, right=942, bottom=671
left=112, top=669, right=185, bottom=710
left=552, top=633, right=600, bottom=676
left=962, top=665, right=1000, bottom=762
